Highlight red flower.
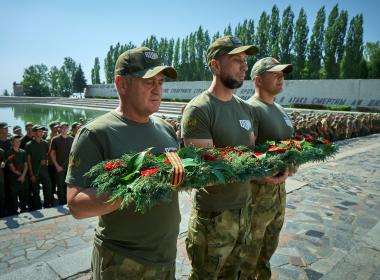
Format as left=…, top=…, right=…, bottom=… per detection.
left=305, top=136, right=315, bottom=142
left=104, top=161, right=126, bottom=172
left=140, top=167, right=159, bottom=176
left=202, top=153, right=217, bottom=161
left=163, top=158, right=171, bottom=164
left=268, top=145, right=287, bottom=154
left=253, top=152, right=264, bottom=157
left=218, top=154, right=229, bottom=159
left=7, top=154, right=15, bottom=161
left=317, top=139, right=331, bottom=145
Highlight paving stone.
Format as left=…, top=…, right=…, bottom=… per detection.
left=271, top=253, right=289, bottom=267
left=8, top=255, right=26, bottom=264
left=334, top=205, right=348, bottom=211
left=305, top=230, right=324, bottom=238
left=288, top=256, right=306, bottom=267
left=47, top=247, right=92, bottom=279
left=0, top=261, right=60, bottom=280
left=340, top=201, right=358, bottom=206
left=304, top=269, right=323, bottom=280
left=26, top=249, right=47, bottom=260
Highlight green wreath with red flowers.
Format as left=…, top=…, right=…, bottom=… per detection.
left=85, top=137, right=338, bottom=213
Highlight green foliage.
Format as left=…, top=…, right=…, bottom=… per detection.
left=341, top=15, right=364, bottom=78
left=306, top=7, right=326, bottom=79
left=85, top=140, right=338, bottom=213
left=91, top=57, right=101, bottom=84
left=324, top=5, right=348, bottom=78
left=21, top=64, right=50, bottom=96
left=73, top=64, right=87, bottom=93
left=3, top=89, right=9, bottom=96
left=293, top=8, right=309, bottom=79
left=364, top=41, right=380, bottom=78
left=256, top=12, right=270, bottom=58
left=269, top=5, right=281, bottom=59
left=279, top=6, right=294, bottom=66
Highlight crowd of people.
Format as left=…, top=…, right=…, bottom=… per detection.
left=1, top=37, right=380, bottom=280
left=291, top=111, right=380, bottom=140
left=0, top=120, right=83, bottom=217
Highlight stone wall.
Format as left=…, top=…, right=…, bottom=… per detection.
left=85, top=79, right=380, bottom=109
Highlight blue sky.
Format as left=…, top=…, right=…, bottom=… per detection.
left=1, top=0, right=379, bottom=94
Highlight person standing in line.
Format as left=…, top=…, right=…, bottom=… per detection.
left=241, top=57, right=296, bottom=280
left=66, top=47, right=181, bottom=280
left=7, top=135, right=28, bottom=214
left=50, top=122, right=74, bottom=205
left=181, top=36, right=289, bottom=279
left=25, top=125, right=53, bottom=210
left=20, top=122, right=34, bottom=150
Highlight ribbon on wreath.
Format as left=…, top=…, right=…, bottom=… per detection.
left=165, top=152, right=185, bottom=187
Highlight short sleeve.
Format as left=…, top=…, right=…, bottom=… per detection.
left=181, top=105, right=212, bottom=139
left=65, top=128, right=105, bottom=188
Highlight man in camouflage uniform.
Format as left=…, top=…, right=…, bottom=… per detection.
left=25, top=125, right=52, bottom=210
left=182, top=37, right=287, bottom=279
left=66, top=47, right=179, bottom=280
left=242, top=57, right=294, bottom=280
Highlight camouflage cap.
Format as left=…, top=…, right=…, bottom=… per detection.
left=0, top=122, right=10, bottom=129
left=32, top=124, right=44, bottom=132
left=25, top=122, right=34, bottom=128
left=11, top=134, right=22, bottom=140
left=251, top=57, right=293, bottom=79
left=71, top=122, right=80, bottom=129
left=206, top=35, right=259, bottom=64
left=114, top=47, right=177, bottom=80
left=13, top=125, right=22, bottom=132
left=60, top=122, right=69, bottom=127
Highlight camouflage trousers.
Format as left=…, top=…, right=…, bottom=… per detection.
left=185, top=206, right=253, bottom=280
left=240, top=182, right=286, bottom=280
left=90, top=243, right=176, bottom=280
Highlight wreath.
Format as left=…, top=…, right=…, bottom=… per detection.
left=85, top=137, right=338, bottom=213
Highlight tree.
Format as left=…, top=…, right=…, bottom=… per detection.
left=224, top=24, right=232, bottom=36
left=21, top=64, right=50, bottom=96
left=306, top=7, right=326, bottom=79
left=91, top=57, right=101, bottom=84
left=73, top=64, right=87, bottom=93
left=167, top=38, right=175, bottom=66
left=173, top=38, right=180, bottom=71
left=269, top=5, right=281, bottom=59
left=365, top=42, right=380, bottom=78
left=3, top=89, right=9, bottom=96
left=179, top=37, right=189, bottom=81
left=256, top=12, right=270, bottom=58
left=279, top=6, right=295, bottom=66
left=293, top=8, right=309, bottom=79
left=188, top=33, right=197, bottom=80
left=58, top=66, right=72, bottom=97
left=323, top=5, right=348, bottom=78
left=49, top=66, right=61, bottom=97
left=341, top=15, right=364, bottom=78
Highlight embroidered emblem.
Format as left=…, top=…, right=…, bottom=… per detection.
left=239, top=120, right=252, bottom=131
left=143, top=51, right=159, bottom=60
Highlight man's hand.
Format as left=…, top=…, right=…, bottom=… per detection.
left=256, top=169, right=289, bottom=185
left=55, top=164, right=64, bottom=173
left=30, top=175, right=37, bottom=183
left=17, top=175, right=25, bottom=184
left=288, top=164, right=299, bottom=176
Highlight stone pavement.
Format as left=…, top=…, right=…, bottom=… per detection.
left=0, top=134, right=379, bottom=279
